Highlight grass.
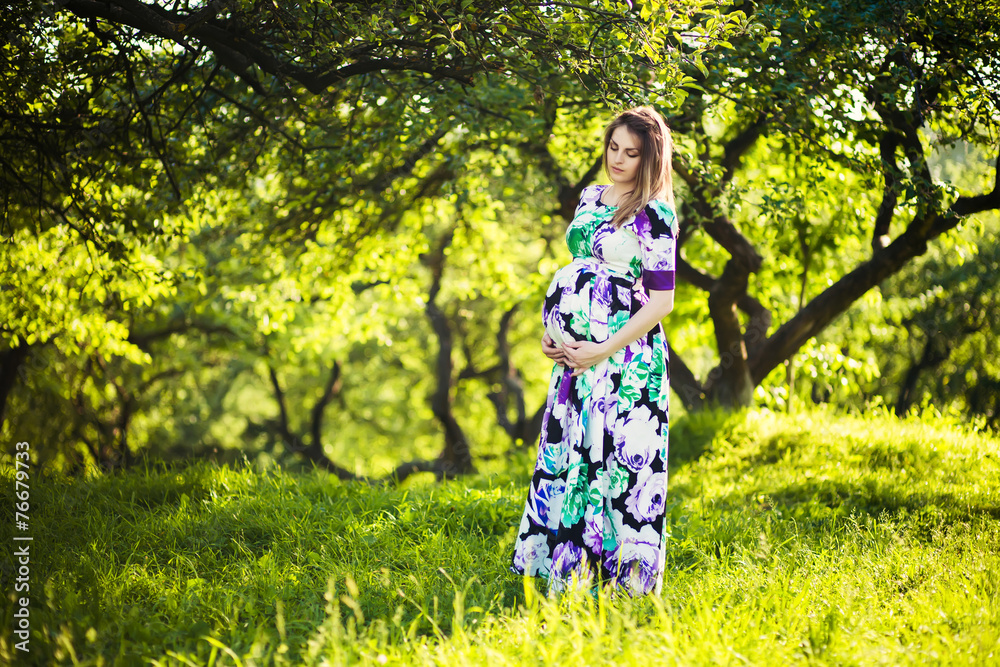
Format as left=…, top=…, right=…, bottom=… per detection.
left=2, top=407, right=999, bottom=665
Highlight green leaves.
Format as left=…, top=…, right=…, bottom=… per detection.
left=13, top=0, right=997, bottom=470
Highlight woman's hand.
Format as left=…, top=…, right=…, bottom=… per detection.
left=561, top=340, right=612, bottom=377
left=541, top=332, right=567, bottom=366
left=563, top=290, right=672, bottom=377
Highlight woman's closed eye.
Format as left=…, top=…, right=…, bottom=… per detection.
left=610, top=142, right=639, bottom=158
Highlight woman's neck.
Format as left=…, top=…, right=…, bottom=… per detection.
left=603, top=183, right=635, bottom=206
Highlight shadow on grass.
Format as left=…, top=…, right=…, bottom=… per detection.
left=739, top=477, right=1000, bottom=526
left=669, top=407, right=746, bottom=465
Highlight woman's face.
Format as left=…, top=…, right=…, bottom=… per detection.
left=606, top=125, right=642, bottom=188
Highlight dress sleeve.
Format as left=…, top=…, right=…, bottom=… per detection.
left=572, top=185, right=601, bottom=216
left=632, top=199, right=677, bottom=291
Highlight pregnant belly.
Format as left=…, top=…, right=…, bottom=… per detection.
left=543, top=260, right=640, bottom=349
left=545, top=259, right=633, bottom=348
left=543, top=266, right=594, bottom=348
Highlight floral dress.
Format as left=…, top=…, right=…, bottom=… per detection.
left=510, top=184, right=677, bottom=596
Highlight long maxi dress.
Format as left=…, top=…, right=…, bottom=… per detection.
left=510, top=184, right=677, bottom=596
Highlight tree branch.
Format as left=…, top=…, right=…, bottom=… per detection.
left=676, top=255, right=716, bottom=291
left=128, top=318, right=236, bottom=349
left=309, top=361, right=342, bottom=459
left=424, top=228, right=476, bottom=477
left=948, top=150, right=1000, bottom=219
left=721, top=112, right=767, bottom=185
left=364, top=125, right=449, bottom=193
left=667, top=341, right=705, bottom=412
left=872, top=131, right=901, bottom=251
left=750, top=157, right=1000, bottom=386
left=266, top=364, right=358, bottom=480
left=62, top=0, right=479, bottom=94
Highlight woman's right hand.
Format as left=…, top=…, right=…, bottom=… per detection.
left=541, top=332, right=567, bottom=366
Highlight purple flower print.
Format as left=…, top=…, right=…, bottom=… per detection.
left=614, top=405, right=659, bottom=472
left=621, top=345, right=634, bottom=365
left=623, top=557, right=659, bottom=596
left=526, top=478, right=564, bottom=530
left=591, top=373, right=617, bottom=419
left=582, top=514, right=603, bottom=554
left=604, top=535, right=660, bottom=596
left=625, top=471, right=667, bottom=522
left=513, top=533, right=551, bottom=577
left=550, top=541, right=595, bottom=592
left=632, top=208, right=651, bottom=240
left=593, top=276, right=612, bottom=312
left=551, top=542, right=585, bottom=578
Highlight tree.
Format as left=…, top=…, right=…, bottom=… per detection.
left=1, top=0, right=750, bottom=472
left=644, top=0, right=1000, bottom=410
left=842, top=210, right=1000, bottom=427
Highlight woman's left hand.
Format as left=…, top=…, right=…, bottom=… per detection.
left=561, top=340, right=612, bottom=377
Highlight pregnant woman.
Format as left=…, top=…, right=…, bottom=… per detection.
left=511, top=106, right=677, bottom=596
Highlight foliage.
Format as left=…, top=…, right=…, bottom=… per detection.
left=660, top=0, right=1000, bottom=408
left=1, top=0, right=753, bottom=470
left=862, top=214, right=1000, bottom=424
left=770, top=159, right=1000, bottom=425
left=1, top=408, right=998, bottom=664
left=4, top=0, right=1000, bottom=476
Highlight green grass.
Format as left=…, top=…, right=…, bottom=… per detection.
left=2, top=407, right=999, bottom=665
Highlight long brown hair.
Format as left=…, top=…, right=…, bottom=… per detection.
left=602, top=106, right=674, bottom=228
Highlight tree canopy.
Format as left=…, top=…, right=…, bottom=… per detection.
left=2, top=0, right=998, bottom=475
left=658, top=0, right=1000, bottom=409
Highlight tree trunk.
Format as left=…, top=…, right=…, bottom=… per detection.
left=0, top=343, right=29, bottom=429
left=894, top=331, right=951, bottom=416
left=704, top=260, right=755, bottom=407
left=750, top=223, right=944, bottom=387
left=424, top=229, right=476, bottom=477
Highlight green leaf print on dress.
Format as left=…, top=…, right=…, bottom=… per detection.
left=618, top=359, right=650, bottom=411
left=564, top=292, right=592, bottom=340
left=607, top=460, right=630, bottom=499
left=648, top=347, right=669, bottom=410
left=565, top=210, right=605, bottom=258
left=539, top=438, right=569, bottom=476
left=608, top=309, right=630, bottom=333
left=629, top=255, right=643, bottom=277
left=561, top=461, right=590, bottom=525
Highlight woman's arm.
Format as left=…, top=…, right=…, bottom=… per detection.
left=561, top=289, right=674, bottom=376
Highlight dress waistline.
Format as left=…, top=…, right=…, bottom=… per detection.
left=569, top=256, right=640, bottom=290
